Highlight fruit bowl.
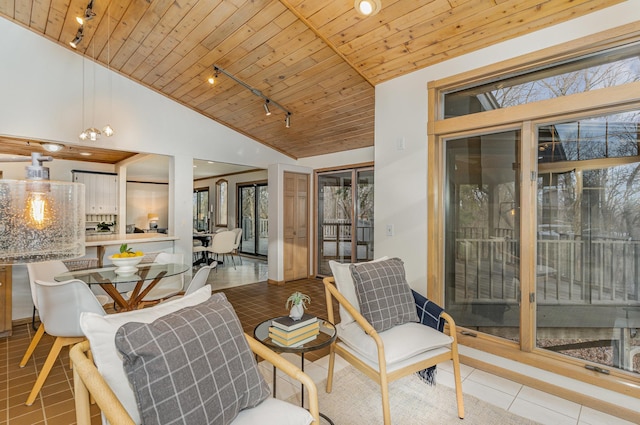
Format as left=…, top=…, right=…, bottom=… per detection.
left=109, top=255, right=143, bottom=276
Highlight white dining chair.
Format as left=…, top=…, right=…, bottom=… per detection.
left=25, top=279, right=106, bottom=405
left=207, top=230, right=237, bottom=269
left=21, top=261, right=109, bottom=368
left=232, top=228, right=243, bottom=265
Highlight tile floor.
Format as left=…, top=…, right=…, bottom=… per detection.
left=1, top=257, right=635, bottom=425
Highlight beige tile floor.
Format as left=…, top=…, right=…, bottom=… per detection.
left=1, top=256, right=634, bottom=425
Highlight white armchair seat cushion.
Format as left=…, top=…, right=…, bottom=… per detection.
left=338, top=321, right=453, bottom=365
left=233, top=397, right=313, bottom=425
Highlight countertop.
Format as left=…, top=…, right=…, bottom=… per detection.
left=85, top=233, right=178, bottom=246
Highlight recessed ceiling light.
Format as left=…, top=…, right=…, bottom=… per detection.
left=41, top=142, right=64, bottom=152
left=207, top=161, right=214, bottom=164
left=79, top=152, right=92, bottom=156
left=354, top=0, right=381, bottom=16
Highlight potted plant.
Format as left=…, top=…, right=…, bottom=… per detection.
left=285, top=291, right=311, bottom=321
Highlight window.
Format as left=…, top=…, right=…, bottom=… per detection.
left=443, top=42, right=640, bottom=118
left=238, top=182, right=268, bottom=256
left=215, top=179, right=228, bottom=227
left=428, top=28, right=640, bottom=399
left=316, top=167, right=374, bottom=275
left=193, top=188, right=209, bottom=232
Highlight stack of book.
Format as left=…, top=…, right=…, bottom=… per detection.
left=269, top=314, right=319, bottom=347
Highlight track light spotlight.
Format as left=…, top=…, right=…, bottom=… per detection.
left=263, top=100, right=271, bottom=116
left=208, top=67, right=219, bottom=85
left=285, top=113, right=291, bottom=129
left=69, top=26, right=84, bottom=49
left=83, top=0, right=96, bottom=21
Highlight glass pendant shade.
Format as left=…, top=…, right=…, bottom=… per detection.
left=103, top=124, right=114, bottom=137
left=0, top=179, right=85, bottom=264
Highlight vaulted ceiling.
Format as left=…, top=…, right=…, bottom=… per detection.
left=0, top=0, right=621, bottom=159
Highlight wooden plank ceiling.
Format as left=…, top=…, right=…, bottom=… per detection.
left=0, top=0, right=621, bottom=160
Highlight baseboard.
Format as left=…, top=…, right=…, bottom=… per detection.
left=12, top=317, right=35, bottom=327
left=268, top=279, right=285, bottom=286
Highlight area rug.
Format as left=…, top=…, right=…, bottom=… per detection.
left=292, top=365, right=541, bottom=425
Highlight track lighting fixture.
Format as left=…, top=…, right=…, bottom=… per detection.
left=211, top=65, right=292, bottom=128
left=69, top=26, right=84, bottom=49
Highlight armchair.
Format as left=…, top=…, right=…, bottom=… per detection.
left=74, top=287, right=319, bottom=425
left=323, top=258, right=464, bottom=425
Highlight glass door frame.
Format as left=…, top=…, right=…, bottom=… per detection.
left=314, top=164, right=374, bottom=276
left=429, top=106, right=640, bottom=398
left=237, top=181, right=268, bottom=257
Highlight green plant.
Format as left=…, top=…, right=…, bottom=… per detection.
left=285, top=291, right=311, bottom=310
left=119, top=244, right=133, bottom=254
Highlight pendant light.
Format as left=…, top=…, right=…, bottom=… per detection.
left=0, top=153, right=85, bottom=264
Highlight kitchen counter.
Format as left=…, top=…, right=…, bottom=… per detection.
left=85, top=233, right=178, bottom=246
left=86, top=233, right=179, bottom=266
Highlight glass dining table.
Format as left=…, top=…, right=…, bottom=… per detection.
left=54, top=262, right=190, bottom=311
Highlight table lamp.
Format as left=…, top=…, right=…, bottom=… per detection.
left=148, top=213, right=159, bottom=229
left=0, top=153, right=85, bottom=264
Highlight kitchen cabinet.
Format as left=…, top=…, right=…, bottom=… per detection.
left=0, top=266, right=12, bottom=337
left=73, top=172, right=118, bottom=215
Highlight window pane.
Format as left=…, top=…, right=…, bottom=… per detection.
left=216, top=180, right=227, bottom=226
left=444, top=43, right=640, bottom=118
left=317, top=171, right=353, bottom=275
left=538, top=111, right=640, bottom=163
left=356, top=169, right=374, bottom=261
left=444, top=130, right=521, bottom=342
left=193, top=189, right=209, bottom=231
left=536, top=109, right=640, bottom=375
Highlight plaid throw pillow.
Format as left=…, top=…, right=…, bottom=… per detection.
left=115, top=293, right=270, bottom=425
left=350, top=257, right=418, bottom=332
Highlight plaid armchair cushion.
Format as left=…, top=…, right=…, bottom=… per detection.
left=350, top=257, right=418, bottom=332
left=115, top=292, right=270, bottom=425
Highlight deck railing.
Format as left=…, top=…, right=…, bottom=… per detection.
left=455, top=236, right=640, bottom=305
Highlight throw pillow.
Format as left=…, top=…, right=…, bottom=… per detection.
left=329, top=256, right=388, bottom=326
left=80, top=286, right=212, bottom=425
left=350, top=257, right=418, bottom=332
left=115, top=292, right=270, bottom=425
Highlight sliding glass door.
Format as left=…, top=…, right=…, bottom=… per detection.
left=444, top=131, right=521, bottom=341
left=317, top=167, right=374, bottom=275
left=238, top=183, right=268, bottom=256
left=536, top=111, right=640, bottom=374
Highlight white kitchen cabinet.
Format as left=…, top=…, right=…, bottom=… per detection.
left=73, top=172, right=118, bottom=215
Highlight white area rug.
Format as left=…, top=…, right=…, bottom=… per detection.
left=292, top=365, right=541, bottom=424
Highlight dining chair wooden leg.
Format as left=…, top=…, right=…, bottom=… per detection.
left=19, top=323, right=46, bottom=367
left=25, top=336, right=84, bottom=406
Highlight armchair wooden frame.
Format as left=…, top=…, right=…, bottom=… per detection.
left=70, top=334, right=321, bottom=425
left=323, top=276, right=464, bottom=425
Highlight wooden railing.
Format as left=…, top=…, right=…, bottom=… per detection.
left=455, top=236, right=640, bottom=305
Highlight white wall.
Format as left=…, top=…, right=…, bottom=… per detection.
left=373, top=2, right=640, bottom=295
left=126, top=182, right=169, bottom=230
left=0, top=17, right=299, bottom=319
